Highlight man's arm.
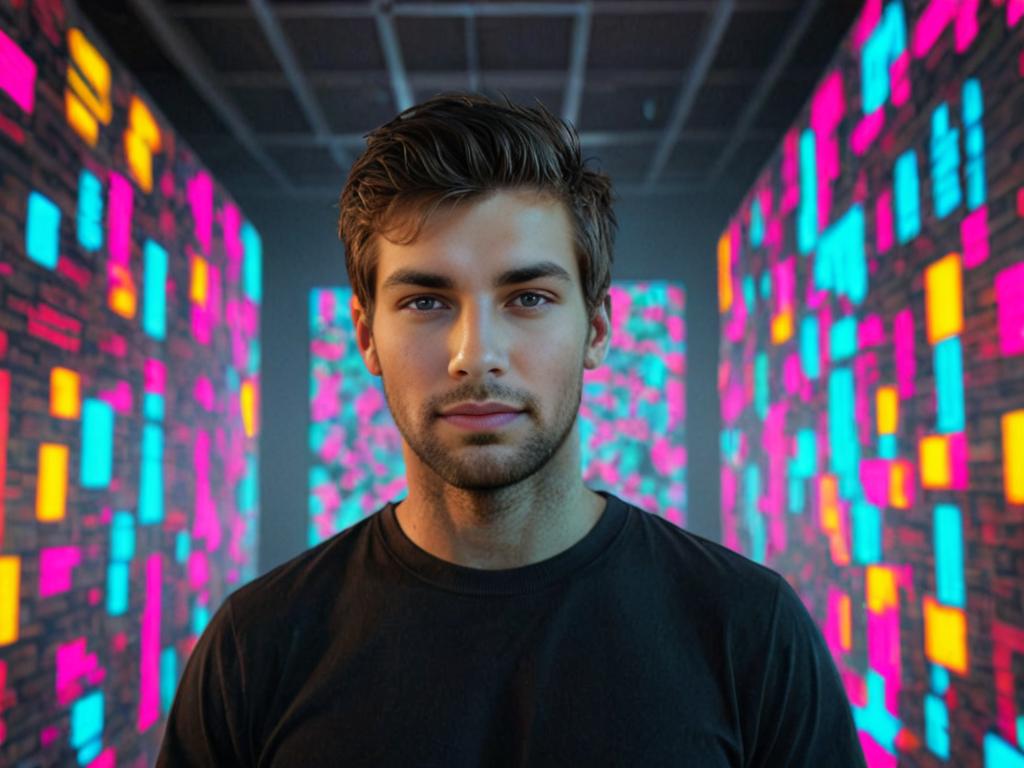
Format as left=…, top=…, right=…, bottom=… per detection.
left=747, top=574, right=867, bottom=768
left=156, top=596, right=250, bottom=767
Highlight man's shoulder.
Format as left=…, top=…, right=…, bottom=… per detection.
left=225, top=510, right=381, bottom=628
left=629, top=503, right=782, bottom=586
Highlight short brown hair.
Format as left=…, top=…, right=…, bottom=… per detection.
left=337, top=92, right=616, bottom=326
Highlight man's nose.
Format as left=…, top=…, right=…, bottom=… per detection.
left=448, top=303, right=508, bottom=379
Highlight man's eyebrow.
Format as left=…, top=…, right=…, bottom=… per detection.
left=380, top=261, right=573, bottom=291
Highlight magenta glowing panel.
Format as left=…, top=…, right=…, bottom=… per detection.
left=0, top=2, right=261, bottom=765
left=717, top=2, right=1024, bottom=766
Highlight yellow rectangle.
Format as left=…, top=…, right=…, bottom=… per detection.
left=877, top=386, right=898, bottom=435
left=919, top=435, right=951, bottom=489
left=771, top=310, right=794, bottom=345
left=890, top=461, right=911, bottom=509
left=925, top=253, right=963, bottom=344
left=36, top=443, right=69, bottom=522
left=50, top=367, right=81, bottom=420
left=0, top=556, right=19, bottom=646
left=191, top=255, right=209, bottom=305
left=1003, top=410, right=1024, bottom=504
left=839, top=594, right=852, bottom=652
left=867, top=565, right=897, bottom=613
left=240, top=380, right=256, bottom=438
left=923, top=595, right=968, bottom=675
left=65, top=90, right=98, bottom=147
left=717, top=233, right=733, bottom=313
left=67, top=29, right=112, bottom=123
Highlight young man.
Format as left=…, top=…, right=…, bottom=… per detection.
left=158, top=94, right=866, bottom=766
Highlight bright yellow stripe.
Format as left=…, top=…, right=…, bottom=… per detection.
left=36, top=443, right=69, bottom=522
left=717, top=233, right=733, bottom=313
left=1003, top=410, right=1024, bottom=504
left=867, top=565, right=897, bottom=613
left=925, top=253, right=963, bottom=345
left=50, top=367, right=81, bottom=420
left=191, top=255, right=209, bottom=305
left=920, top=435, right=951, bottom=489
left=876, top=386, right=898, bottom=435
left=923, top=596, right=968, bottom=674
left=0, top=556, right=20, bottom=646
left=240, top=380, right=256, bottom=438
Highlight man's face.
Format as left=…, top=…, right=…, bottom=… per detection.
left=351, top=189, right=611, bottom=492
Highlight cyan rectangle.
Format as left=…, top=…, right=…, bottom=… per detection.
left=242, top=221, right=262, bottom=303
left=106, top=562, right=129, bottom=616
left=830, top=316, right=858, bottom=362
left=935, top=503, right=966, bottom=608
left=935, top=337, right=965, bottom=433
left=852, top=501, right=882, bottom=564
left=894, top=150, right=921, bottom=244
left=800, top=316, right=820, bottom=380
left=70, top=690, right=103, bottom=748
left=139, top=424, right=165, bottom=524
left=110, top=510, right=135, bottom=561
left=80, top=399, right=114, bottom=489
left=143, top=239, right=168, bottom=340
left=798, top=129, right=817, bottom=254
left=76, top=170, right=103, bottom=252
left=26, top=190, right=61, bottom=269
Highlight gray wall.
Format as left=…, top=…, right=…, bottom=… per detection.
left=249, top=188, right=733, bottom=575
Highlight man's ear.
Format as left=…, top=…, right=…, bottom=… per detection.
left=584, top=293, right=612, bottom=370
left=351, top=294, right=382, bottom=376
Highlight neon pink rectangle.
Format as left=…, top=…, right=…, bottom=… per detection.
left=39, top=546, right=81, bottom=597
left=996, top=262, right=1024, bottom=357
left=107, top=173, right=133, bottom=267
left=137, top=553, right=162, bottom=731
left=0, top=29, right=36, bottom=113
left=860, top=460, right=890, bottom=507
left=961, top=205, right=989, bottom=268
left=876, top=188, right=893, bottom=253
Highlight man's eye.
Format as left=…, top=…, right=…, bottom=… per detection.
left=402, top=294, right=550, bottom=312
left=513, top=292, right=550, bottom=309
left=404, top=297, right=444, bottom=312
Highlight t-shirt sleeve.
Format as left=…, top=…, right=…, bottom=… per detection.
left=747, top=574, right=867, bottom=768
left=155, top=596, right=251, bottom=767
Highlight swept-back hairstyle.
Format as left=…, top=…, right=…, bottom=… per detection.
left=337, top=92, right=617, bottom=326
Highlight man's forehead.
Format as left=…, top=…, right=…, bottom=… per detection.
left=379, top=260, right=576, bottom=293
left=374, top=191, right=579, bottom=291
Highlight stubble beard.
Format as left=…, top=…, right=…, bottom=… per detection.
left=380, top=363, right=585, bottom=492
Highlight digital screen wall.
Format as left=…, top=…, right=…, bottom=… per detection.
left=309, top=282, right=686, bottom=543
left=0, top=2, right=261, bottom=765
left=717, top=1, right=1024, bottom=766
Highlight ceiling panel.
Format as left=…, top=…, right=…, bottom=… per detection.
left=476, top=16, right=574, bottom=70
left=282, top=17, right=384, bottom=70
left=588, top=13, right=705, bottom=72
left=179, top=16, right=281, bottom=72
left=396, top=17, right=467, bottom=71
left=579, top=83, right=679, bottom=132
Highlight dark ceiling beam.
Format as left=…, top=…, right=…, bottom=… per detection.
left=372, top=0, right=414, bottom=111
left=644, top=0, right=734, bottom=189
left=562, top=1, right=591, bottom=124
left=123, top=0, right=294, bottom=193
left=168, top=1, right=800, bottom=19
left=253, top=128, right=776, bottom=148
left=219, top=67, right=819, bottom=90
left=707, top=0, right=823, bottom=181
left=247, top=0, right=351, bottom=171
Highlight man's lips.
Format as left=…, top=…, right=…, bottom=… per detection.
left=439, top=409, right=524, bottom=430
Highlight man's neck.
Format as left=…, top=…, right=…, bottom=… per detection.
left=393, top=468, right=607, bottom=570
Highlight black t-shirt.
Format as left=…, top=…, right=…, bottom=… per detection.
left=156, top=491, right=867, bottom=767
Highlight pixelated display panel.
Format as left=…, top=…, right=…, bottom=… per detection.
left=717, top=1, right=1024, bottom=765
left=0, top=1, right=261, bottom=765
left=309, top=282, right=685, bottom=543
